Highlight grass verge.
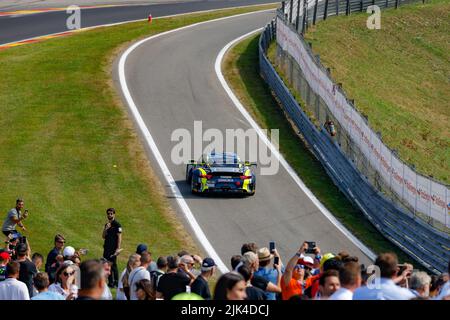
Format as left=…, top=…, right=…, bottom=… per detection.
left=303, top=0, right=449, bottom=183
left=222, top=34, right=414, bottom=263
left=0, top=4, right=277, bottom=274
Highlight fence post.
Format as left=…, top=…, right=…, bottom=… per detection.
left=313, top=0, right=319, bottom=24
left=336, top=0, right=339, bottom=16
left=360, top=0, right=363, bottom=12
left=346, top=0, right=350, bottom=15
left=282, top=0, right=285, bottom=14
left=323, top=0, right=329, bottom=20
left=302, top=0, right=308, bottom=34
left=385, top=0, right=389, bottom=8
left=295, top=0, right=301, bottom=31
left=372, top=0, right=375, bottom=5
left=395, top=0, right=399, bottom=9
left=289, top=0, right=294, bottom=23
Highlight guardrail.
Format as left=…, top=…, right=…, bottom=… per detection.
left=278, top=0, right=449, bottom=233
left=258, top=16, right=450, bottom=273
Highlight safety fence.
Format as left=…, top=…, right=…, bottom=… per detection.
left=258, top=15, right=450, bottom=273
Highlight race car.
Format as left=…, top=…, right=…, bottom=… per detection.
left=186, top=151, right=256, bottom=196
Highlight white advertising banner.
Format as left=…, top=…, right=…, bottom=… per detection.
left=276, top=16, right=449, bottom=227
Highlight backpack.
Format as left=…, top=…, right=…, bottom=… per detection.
left=150, top=270, right=164, bottom=292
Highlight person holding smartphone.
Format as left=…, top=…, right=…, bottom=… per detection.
left=102, top=208, right=122, bottom=288
left=2, top=199, right=28, bottom=238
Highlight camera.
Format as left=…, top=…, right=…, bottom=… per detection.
left=305, top=241, right=316, bottom=254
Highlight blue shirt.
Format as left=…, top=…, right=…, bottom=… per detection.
left=254, top=266, right=284, bottom=300
left=353, top=278, right=416, bottom=300
left=31, top=291, right=65, bottom=300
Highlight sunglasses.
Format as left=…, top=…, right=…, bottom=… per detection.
left=63, top=271, right=75, bottom=277
left=57, top=241, right=65, bottom=244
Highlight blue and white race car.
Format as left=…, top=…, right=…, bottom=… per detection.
left=186, top=152, right=256, bottom=196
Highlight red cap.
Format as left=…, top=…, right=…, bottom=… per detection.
left=0, top=251, right=10, bottom=261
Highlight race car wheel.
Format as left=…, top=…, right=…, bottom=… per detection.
left=186, top=166, right=193, bottom=184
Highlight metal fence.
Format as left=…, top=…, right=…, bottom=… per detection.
left=259, top=19, right=450, bottom=273
left=275, top=0, right=449, bottom=232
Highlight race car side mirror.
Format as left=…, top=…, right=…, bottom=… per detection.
left=188, top=160, right=196, bottom=164
left=245, top=161, right=257, bottom=167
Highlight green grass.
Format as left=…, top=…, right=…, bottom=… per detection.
left=303, top=0, right=450, bottom=183
left=0, top=4, right=277, bottom=275
left=222, top=34, right=415, bottom=264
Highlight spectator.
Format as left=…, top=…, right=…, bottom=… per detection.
left=409, top=271, right=431, bottom=298
left=304, top=256, right=343, bottom=299
left=178, top=255, right=197, bottom=284
left=62, top=246, right=81, bottom=287
left=329, top=262, right=361, bottom=300
left=100, top=258, right=113, bottom=300
left=156, top=256, right=190, bottom=300
left=5, top=234, right=21, bottom=260
left=281, top=244, right=306, bottom=300
left=150, top=256, right=168, bottom=294
left=353, top=253, right=416, bottom=300
left=128, top=252, right=152, bottom=300
left=213, top=272, right=247, bottom=300
left=45, top=234, right=65, bottom=283
left=135, top=279, right=155, bottom=300
left=318, top=270, right=340, bottom=299
left=191, top=257, right=216, bottom=300
left=242, top=251, right=281, bottom=296
left=0, top=251, right=10, bottom=282
left=136, top=244, right=157, bottom=272
left=15, top=242, right=37, bottom=298
left=434, top=260, right=450, bottom=300
left=231, top=255, right=242, bottom=270
left=254, top=247, right=283, bottom=300
left=117, top=253, right=141, bottom=300
left=237, top=264, right=266, bottom=300
left=241, top=243, right=258, bottom=255
left=0, top=261, right=29, bottom=300
left=430, top=274, right=446, bottom=298
left=76, top=259, right=105, bottom=300
left=102, top=208, right=122, bottom=288
left=31, top=272, right=64, bottom=300
left=32, top=252, right=44, bottom=271
left=2, top=199, right=28, bottom=238
left=48, top=264, right=78, bottom=300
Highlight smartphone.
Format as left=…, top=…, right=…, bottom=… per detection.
left=305, top=241, right=316, bottom=254
left=269, top=241, right=275, bottom=253
left=273, top=256, right=279, bottom=267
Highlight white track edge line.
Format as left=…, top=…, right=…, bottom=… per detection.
left=118, top=9, right=276, bottom=275
left=0, top=3, right=278, bottom=47
left=215, top=28, right=377, bottom=261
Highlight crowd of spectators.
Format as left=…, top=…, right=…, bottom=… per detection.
left=0, top=198, right=449, bottom=300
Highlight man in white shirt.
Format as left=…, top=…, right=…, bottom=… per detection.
left=0, top=261, right=30, bottom=300
left=128, top=252, right=152, bottom=300
left=329, top=261, right=361, bottom=300
left=353, top=253, right=415, bottom=300
left=434, top=261, right=450, bottom=300
left=100, top=259, right=113, bottom=300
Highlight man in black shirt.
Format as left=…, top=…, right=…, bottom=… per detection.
left=191, top=257, right=215, bottom=300
left=157, top=256, right=190, bottom=300
left=15, top=243, right=37, bottom=298
left=45, top=234, right=65, bottom=283
left=102, top=208, right=122, bottom=288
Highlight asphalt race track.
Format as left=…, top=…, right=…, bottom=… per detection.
left=0, top=0, right=277, bottom=44
left=115, top=9, right=372, bottom=267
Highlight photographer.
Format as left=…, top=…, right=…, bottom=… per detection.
left=2, top=199, right=28, bottom=238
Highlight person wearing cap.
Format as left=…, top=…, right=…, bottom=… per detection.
left=45, top=234, right=65, bottom=277
left=0, top=251, right=11, bottom=282
left=15, top=242, right=37, bottom=298
left=190, top=257, right=216, bottom=300
left=2, top=199, right=28, bottom=238
left=102, top=208, right=122, bottom=288
left=62, top=246, right=81, bottom=288
left=136, top=243, right=157, bottom=272
left=254, top=247, right=283, bottom=300
left=0, top=261, right=30, bottom=300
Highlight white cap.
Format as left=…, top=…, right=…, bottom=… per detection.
left=63, top=246, right=75, bottom=258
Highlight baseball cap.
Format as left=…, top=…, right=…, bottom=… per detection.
left=320, top=253, right=336, bottom=269
left=201, top=257, right=216, bottom=272
left=299, top=256, right=314, bottom=268
left=63, top=246, right=75, bottom=258
left=0, top=251, right=10, bottom=261
left=136, top=244, right=148, bottom=255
